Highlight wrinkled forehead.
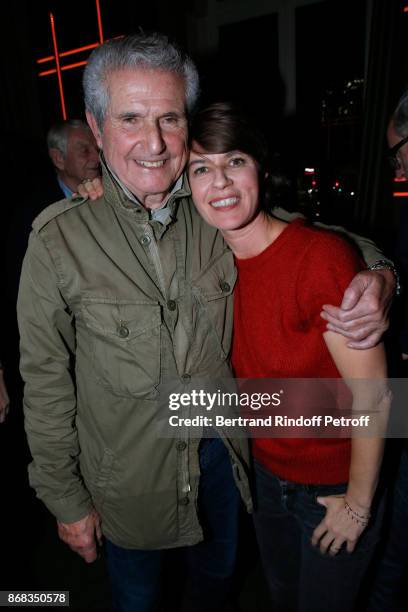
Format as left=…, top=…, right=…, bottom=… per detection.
left=106, top=68, right=187, bottom=109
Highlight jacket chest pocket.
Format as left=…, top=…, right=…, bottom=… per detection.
left=81, top=299, right=161, bottom=397
left=192, top=253, right=237, bottom=361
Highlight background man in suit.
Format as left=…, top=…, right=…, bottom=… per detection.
left=47, top=119, right=100, bottom=199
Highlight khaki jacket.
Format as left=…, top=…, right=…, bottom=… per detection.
left=18, top=168, right=252, bottom=549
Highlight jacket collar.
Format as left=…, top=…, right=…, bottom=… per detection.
left=101, top=154, right=191, bottom=226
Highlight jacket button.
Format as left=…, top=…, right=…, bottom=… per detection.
left=140, top=234, right=151, bottom=246
left=167, top=299, right=177, bottom=311
left=220, top=281, right=230, bottom=292
left=179, top=496, right=189, bottom=506
left=118, top=325, right=130, bottom=338
left=176, top=441, right=187, bottom=451
left=181, top=373, right=191, bottom=382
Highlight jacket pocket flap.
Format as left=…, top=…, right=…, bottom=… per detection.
left=82, top=300, right=161, bottom=340
left=193, top=254, right=237, bottom=301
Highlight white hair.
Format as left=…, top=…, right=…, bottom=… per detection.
left=83, top=32, right=200, bottom=130
left=46, top=119, right=90, bottom=157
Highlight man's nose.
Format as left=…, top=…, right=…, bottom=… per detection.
left=213, top=167, right=232, bottom=189
left=144, top=122, right=166, bottom=155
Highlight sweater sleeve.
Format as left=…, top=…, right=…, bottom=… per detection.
left=296, top=230, right=364, bottom=334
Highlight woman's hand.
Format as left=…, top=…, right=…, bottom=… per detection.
left=75, top=178, right=104, bottom=200
left=311, top=495, right=369, bottom=555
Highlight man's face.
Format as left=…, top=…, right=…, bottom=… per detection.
left=63, top=127, right=100, bottom=186
left=87, top=69, right=189, bottom=209
left=387, top=121, right=408, bottom=179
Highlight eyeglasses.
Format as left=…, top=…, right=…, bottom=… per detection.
left=387, top=135, right=408, bottom=171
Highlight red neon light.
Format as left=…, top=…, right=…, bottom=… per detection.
left=393, top=192, right=408, bottom=197
left=37, top=3, right=123, bottom=118
left=96, top=0, right=104, bottom=44
left=394, top=177, right=408, bottom=182
left=39, top=60, right=88, bottom=77
left=403, top=6, right=408, bottom=12
left=38, top=54, right=58, bottom=64
left=50, top=12, right=67, bottom=120
left=37, top=43, right=99, bottom=65
left=39, top=68, right=57, bottom=77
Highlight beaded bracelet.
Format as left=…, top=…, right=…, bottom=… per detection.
left=344, top=500, right=370, bottom=526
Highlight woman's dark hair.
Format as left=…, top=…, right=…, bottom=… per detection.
left=189, top=101, right=273, bottom=210
left=190, top=101, right=269, bottom=171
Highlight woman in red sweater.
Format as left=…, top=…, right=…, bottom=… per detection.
left=188, top=102, right=389, bottom=612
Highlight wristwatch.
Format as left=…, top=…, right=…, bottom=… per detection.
left=368, top=260, right=401, bottom=296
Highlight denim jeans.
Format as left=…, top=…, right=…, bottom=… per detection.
left=368, top=449, right=408, bottom=612
left=105, top=437, right=240, bottom=612
left=252, top=461, right=383, bottom=612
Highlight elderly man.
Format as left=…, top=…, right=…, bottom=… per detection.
left=387, top=95, right=408, bottom=179
left=6, top=120, right=100, bottom=302
left=47, top=119, right=100, bottom=199
left=18, top=33, right=251, bottom=612
left=366, top=93, right=408, bottom=612
left=3, top=123, right=98, bottom=431
left=387, top=97, right=408, bottom=359
left=18, top=33, right=395, bottom=612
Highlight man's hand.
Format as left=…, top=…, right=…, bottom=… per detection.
left=75, top=178, right=103, bottom=201
left=320, top=269, right=395, bottom=349
left=57, top=508, right=102, bottom=562
left=0, top=371, right=10, bottom=424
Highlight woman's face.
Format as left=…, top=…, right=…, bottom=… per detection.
left=188, top=144, right=260, bottom=232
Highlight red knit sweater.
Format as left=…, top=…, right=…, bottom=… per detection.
left=231, top=219, right=363, bottom=484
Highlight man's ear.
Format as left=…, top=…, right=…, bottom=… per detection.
left=86, top=111, right=103, bottom=149
left=49, top=148, right=65, bottom=171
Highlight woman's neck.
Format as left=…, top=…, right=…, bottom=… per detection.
left=221, top=211, right=287, bottom=259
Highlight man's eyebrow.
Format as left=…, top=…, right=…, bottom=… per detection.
left=160, top=111, right=187, bottom=119
left=116, top=111, right=142, bottom=119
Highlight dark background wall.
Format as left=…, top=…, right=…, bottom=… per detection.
left=2, top=0, right=408, bottom=604
left=2, top=0, right=408, bottom=238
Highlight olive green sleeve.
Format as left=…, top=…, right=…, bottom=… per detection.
left=272, top=207, right=391, bottom=267
left=17, top=232, right=93, bottom=523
